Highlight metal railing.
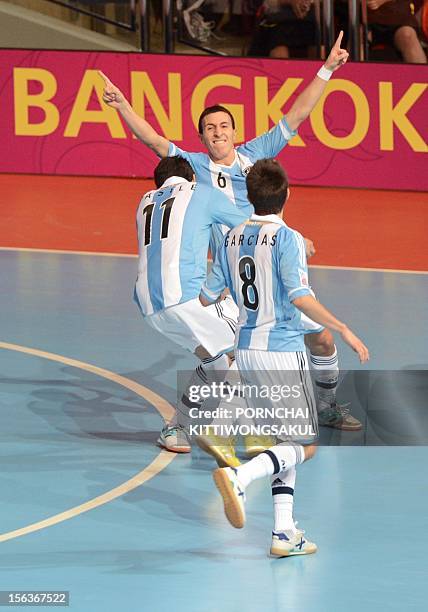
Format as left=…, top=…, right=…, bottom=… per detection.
left=173, top=1, right=370, bottom=60
left=44, top=0, right=150, bottom=50
left=320, top=0, right=369, bottom=61
left=41, top=0, right=371, bottom=59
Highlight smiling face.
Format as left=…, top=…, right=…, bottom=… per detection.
left=199, top=111, right=237, bottom=165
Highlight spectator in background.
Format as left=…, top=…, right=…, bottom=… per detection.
left=421, top=0, right=428, bottom=42
left=368, top=0, right=427, bottom=62
left=247, top=0, right=319, bottom=58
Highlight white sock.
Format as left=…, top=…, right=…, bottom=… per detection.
left=271, top=467, right=297, bottom=533
left=236, top=444, right=304, bottom=489
left=211, top=358, right=247, bottom=430
left=310, top=347, right=339, bottom=411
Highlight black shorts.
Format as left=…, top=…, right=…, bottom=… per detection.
left=249, top=7, right=318, bottom=55
left=370, top=23, right=419, bottom=48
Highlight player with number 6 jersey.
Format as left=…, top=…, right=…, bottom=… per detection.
left=101, top=32, right=362, bottom=436
left=167, top=116, right=295, bottom=218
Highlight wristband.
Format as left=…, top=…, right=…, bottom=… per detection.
left=317, top=65, right=333, bottom=81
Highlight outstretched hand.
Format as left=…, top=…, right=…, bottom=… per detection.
left=324, top=31, right=349, bottom=72
left=98, top=71, right=126, bottom=108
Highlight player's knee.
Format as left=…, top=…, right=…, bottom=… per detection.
left=305, top=328, right=335, bottom=356
left=303, top=444, right=317, bottom=462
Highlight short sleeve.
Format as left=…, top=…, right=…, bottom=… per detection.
left=200, top=240, right=229, bottom=303
left=238, top=117, right=297, bottom=160
left=277, top=229, right=311, bottom=301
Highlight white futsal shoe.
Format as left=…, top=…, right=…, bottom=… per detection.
left=157, top=425, right=191, bottom=453
left=270, top=528, right=317, bottom=557
left=213, top=467, right=246, bottom=529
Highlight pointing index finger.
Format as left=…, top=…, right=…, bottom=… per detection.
left=334, top=30, right=344, bottom=49
left=98, top=70, right=111, bottom=86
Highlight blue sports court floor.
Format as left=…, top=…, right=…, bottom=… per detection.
left=0, top=249, right=427, bottom=611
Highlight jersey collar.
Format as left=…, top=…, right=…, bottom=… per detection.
left=210, top=150, right=238, bottom=168
left=160, top=176, right=191, bottom=188
left=250, top=213, right=285, bottom=226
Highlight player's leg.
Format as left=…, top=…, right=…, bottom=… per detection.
left=145, top=300, right=230, bottom=453
left=271, top=467, right=297, bottom=533
left=213, top=350, right=318, bottom=556
left=163, top=350, right=232, bottom=453
left=190, top=296, right=246, bottom=467
left=188, top=348, right=243, bottom=468
left=190, top=294, right=275, bottom=465
left=143, top=306, right=193, bottom=452
left=235, top=348, right=276, bottom=458
left=213, top=349, right=318, bottom=555
left=150, top=297, right=239, bottom=457
left=305, top=329, right=362, bottom=430
left=199, top=355, right=276, bottom=462
left=213, top=442, right=316, bottom=529
left=269, top=463, right=317, bottom=556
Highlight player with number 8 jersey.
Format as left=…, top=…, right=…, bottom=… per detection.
left=201, top=208, right=309, bottom=352
left=200, top=160, right=369, bottom=557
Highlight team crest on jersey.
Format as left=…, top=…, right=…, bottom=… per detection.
left=299, top=268, right=308, bottom=287
left=236, top=152, right=253, bottom=176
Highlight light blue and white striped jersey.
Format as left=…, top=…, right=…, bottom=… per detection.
left=135, top=176, right=248, bottom=316
left=168, top=118, right=297, bottom=259
left=201, top=214, right=311, bottom=352
left=168, top=118, right=296, bottom=215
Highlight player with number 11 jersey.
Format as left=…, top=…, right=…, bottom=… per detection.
left=135, top=164, right=247, bottom=317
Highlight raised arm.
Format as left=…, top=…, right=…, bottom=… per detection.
left=98, top=71, right=170, bottom=157
left=292, top=294, right=369, bottom=363
left=285, top=31, right=349, bottom=132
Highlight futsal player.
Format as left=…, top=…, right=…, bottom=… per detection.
left=100, top=31, right=361, bottom=449
left=199, top=158, right=369, bottom=556
left=135, top=156, right=247, bottom=454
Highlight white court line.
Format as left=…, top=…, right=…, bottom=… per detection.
left=1, top=246, right=427, bottom=274
left=0, top=246, right=137, bottom=258
left=309, top=264, right=428, bottom=275
left=0, top=341, right=176, bottom=543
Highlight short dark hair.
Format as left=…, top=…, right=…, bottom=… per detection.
left=198, top=105, right=235, bottom=134
left=154, top=156, right=194, bottom=188
left=246, top=159, right=289, bottom=215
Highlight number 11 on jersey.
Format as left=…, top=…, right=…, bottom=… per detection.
left=142, top=197, right=175, bottom=246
